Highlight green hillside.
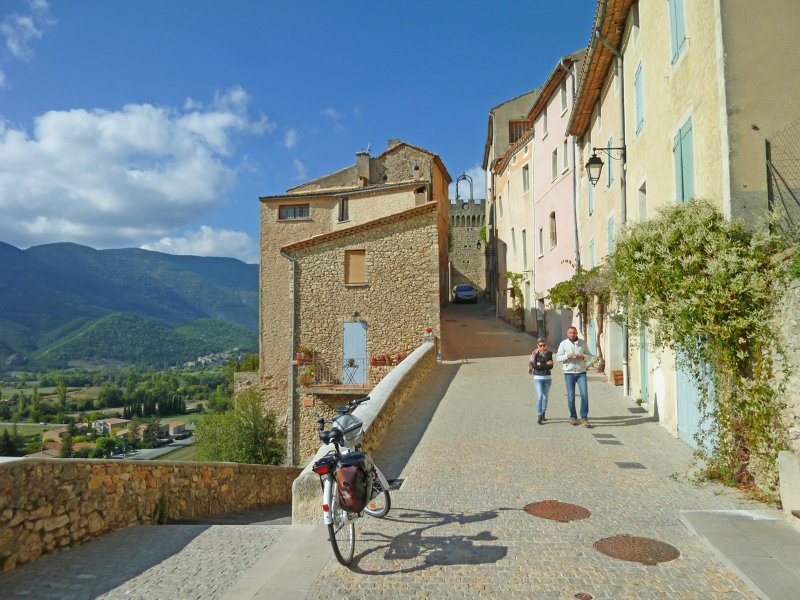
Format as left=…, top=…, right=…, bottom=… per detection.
left=0, top=241, right=259, bottom=369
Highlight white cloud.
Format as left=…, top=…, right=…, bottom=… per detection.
left=293, top=159, right=307, bottom=180
left=284, top=128, right=298, bottom=149
left=0, top=87, right=270, bottom=249
left=0, top=0, right=53, bottom=65
left=321, top=107, right=340, bottom=120
left=449, top=164, right=487, bottom=201
left=141, top=225, right=258, bottom=263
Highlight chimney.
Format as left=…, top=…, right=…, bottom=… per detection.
left=356, top=150, right=371, bottom=184
left=387, top=138, right=401, bottom=150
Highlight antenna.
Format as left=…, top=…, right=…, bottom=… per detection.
left=366, top=143, right=371, bottom=153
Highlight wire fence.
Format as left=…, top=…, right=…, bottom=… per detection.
left=767, top=117, right=800, bottom=242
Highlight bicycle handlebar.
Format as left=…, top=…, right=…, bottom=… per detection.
left=335, top=395, right=370, bottom=414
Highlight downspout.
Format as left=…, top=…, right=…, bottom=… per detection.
left=563, top=58, right=581, bottom=270
left=280, top=250, right=297, bottom=465
left=595, top=27, right=630, bottom=397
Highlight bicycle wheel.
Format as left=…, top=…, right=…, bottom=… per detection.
left=328, top=488, right=355, bottom=565
left=363, top=465, right=391, bottom=518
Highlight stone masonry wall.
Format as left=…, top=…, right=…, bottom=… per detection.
left=0, top=459, right=301, bottom=572
left=449, top=199, right=487, bottom=291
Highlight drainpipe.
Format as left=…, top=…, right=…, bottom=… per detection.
left=595, top=27, right=630, bottom=397
left=280, top=250, right=297, bottom=465
left=563, top=58, right=581, bottom=270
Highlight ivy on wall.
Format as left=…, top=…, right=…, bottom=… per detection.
left=609, top=200, right=790, bottom=493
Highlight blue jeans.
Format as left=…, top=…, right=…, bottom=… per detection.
left=534, top=378, right=552, bottom=416
left=564, top=372, right=589, bottom=420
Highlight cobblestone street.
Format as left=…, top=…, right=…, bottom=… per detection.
left=0, top=303, right=779, bottom=599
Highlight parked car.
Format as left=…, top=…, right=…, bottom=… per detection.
left=452, top=284, right=478, bottom=304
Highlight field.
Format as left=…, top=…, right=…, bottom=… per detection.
left=157, top=444, right=199, bottom=461
left=0, top=423, right=51, bottom=436
left=159, top=413, right=204, bottom=426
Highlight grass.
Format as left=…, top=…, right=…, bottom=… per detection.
left=157, top=444, right=199, bottom=462
left=0, top=423, right=51, bottom=436
left=159, top=414, right=203, bottom=426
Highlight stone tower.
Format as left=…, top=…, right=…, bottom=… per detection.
left=449, top=199, right=487, bottom=292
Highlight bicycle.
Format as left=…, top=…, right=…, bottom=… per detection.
left=311, top=396, right=392, bottom=565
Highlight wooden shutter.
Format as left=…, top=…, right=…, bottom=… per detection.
left=344, top=250, right=365, bottom=284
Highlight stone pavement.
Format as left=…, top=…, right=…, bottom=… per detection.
left=2, top=302, right=798, bottom=599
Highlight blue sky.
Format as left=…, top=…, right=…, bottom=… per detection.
left=0, top=1, right=595, bottom=263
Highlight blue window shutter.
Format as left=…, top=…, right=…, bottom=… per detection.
left=588, top=178, right=594, bottom=216
left=681, top=119, right=694, bottom=201
left=607, top=214, right=615, bottom=253
left=675, top=0, right=686, bottom=55
left=673, top=129, right=684, bottom=202
left=635, top=64, right=644, bottom=132
left=589, top=239, right=595, bottom=268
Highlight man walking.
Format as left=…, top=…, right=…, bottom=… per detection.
left=556, top=326, right=593, bottom=428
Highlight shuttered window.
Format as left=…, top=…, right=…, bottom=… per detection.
left=668, top=0, right=687, bottom=64
left=344, top=250, right=366, bottom=285
left=673, top=118, right=694, bottom=203
left=634, top=63, right=644, bottom=133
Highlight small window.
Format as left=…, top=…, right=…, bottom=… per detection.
left=538, top=228, right=544, bottom=257
left=522, top=229, right=528, bottom=270
left=560, top=81, right=568, bottom=112
left=279, top=204, right=309, bottom=220
left=589, top=238, right=596, bottom=268
left=409, top=159, right=422, bottom=177
left=562, top=140, right=569, bottom=172
left=344, top=250, right=366, bottom=285
left=338, top=197, right=349, bottom=222
left=634, top=63, right=645, bottom=134
left=522, top=164, right=530, bottom=193
left=542, top=112, right=548, bottom=137
left=498, top=194, right=503, bottom=218
left=674, top=118, right=694, bottom=203
left=511, top=227, right=517, bottom=256
left=509, top=120, right=530, bottom=145
left=607, top=214, right=615, bottom=253
left=551, top=148, right=558, bottom=181
left=668, top=0, right=687, bottom=64
left=549, top=212, right=557, bottom=248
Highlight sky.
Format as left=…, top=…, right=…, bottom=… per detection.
left=0, top=1, right=596, bottom=263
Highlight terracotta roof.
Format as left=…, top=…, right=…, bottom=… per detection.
left=495, top=129, right=535, bottom=177
left=281, top=202, right=437, bottom=253
left=260, top=180, right=429, bottom=202
left=567, top=0, right=634, bottom=138
left=526, top=48, right=587, bottom=121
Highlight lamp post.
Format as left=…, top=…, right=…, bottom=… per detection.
left=584, top=146, right=626, bottom=187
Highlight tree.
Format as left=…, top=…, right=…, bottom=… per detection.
left=141, top=416, right=163, bottom=448
left=59, top=421, right=77, bottom=458
left=96, top=436, right=118, bottom=457
left=0, top=429, right=21, bottom=456
left=195, top=389, right=284, bottom=465
left=56, top=376, right=67, bottom=411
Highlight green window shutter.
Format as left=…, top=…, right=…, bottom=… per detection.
left=589, top=238, right=596, bottom=269
left=680, top=118, right=694, bottom=201
left=675, top=0, right=686, bottom=56
left=673, top=129, right=684, bottom=202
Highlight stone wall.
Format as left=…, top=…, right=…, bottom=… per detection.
left=0, top=459, right=301, bottom=572
left=292, top=342, right=436, bottom=523
left=449, top=199, right=487, bottom=291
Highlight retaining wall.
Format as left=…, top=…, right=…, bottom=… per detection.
left=0, top=459, right=301, bottom=572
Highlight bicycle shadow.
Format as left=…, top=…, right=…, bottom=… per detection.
left=349, top=506, right=510, bottom=575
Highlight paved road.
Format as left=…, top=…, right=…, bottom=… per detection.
left=1, top=302, right=791, bottom=598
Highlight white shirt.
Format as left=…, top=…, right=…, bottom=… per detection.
left=556, top=338, right=592, bottom=374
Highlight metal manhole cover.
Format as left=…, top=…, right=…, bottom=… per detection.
left=523, top=500, right=591, bottom=522
left=594, top=534, right=680, bottom=565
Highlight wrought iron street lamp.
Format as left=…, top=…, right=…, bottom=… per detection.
left=585, top=146, right=626, bottom=187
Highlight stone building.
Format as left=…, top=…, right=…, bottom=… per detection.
left=448, top=199, right=487, bottom=292
left=258, top=140, right=451, bottom=463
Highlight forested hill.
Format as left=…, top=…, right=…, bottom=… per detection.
left=0, top=241, right=259, bottom=369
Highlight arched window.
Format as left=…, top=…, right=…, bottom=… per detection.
left=549, top=211, right=558, bottom=248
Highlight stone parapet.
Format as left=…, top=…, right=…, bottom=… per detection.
left=292, top=341, right=436, bottom=524
left=0, top=459, right=301, bottom=572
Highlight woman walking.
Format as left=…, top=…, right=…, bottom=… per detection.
left=529, top=338, right=554, bottom=425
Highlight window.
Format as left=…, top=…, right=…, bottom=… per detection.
left=279, top=204, right=309, bottom=220
left=560, top=81, right=568, bottom=113
left=634, top=63, right=644, bottom=134
left=522, top=229, right=528, bottom=270
left=508, top=120, right=530, bottom=145
left=607, top=214, right=615, bottom=253
left=498, top=194, right=503, bottom=218
left=549, top=212, right=557, bottom=248
left=588, top=177, right=594, bottom=216
left=673, top=118, right=694, bottom=202
left=607, top=138, right=614, bottom=187
left=511, top=228, right=517, bottom=256
left=522, top=164, right=530, bottom=193
left=631, top=3, right=640, bottom=43
left=537, top=228, right=544, bottom=257
left=409, top=159, right=422, bottom=178
left=344, top=250, right=366, bottom=285
left=589, top=238, right=596, bottom=269
left=668, top=0, right=687, bottom=64
left=542, top=112, right=548, bottom=137
left=338, top=197, right=349, bottom=222
left=551, top=148, right=558, bottom=181
left=562, top=140, right=569, bottom=172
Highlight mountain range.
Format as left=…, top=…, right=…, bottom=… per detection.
left=0, top=242, right=259, bottom=369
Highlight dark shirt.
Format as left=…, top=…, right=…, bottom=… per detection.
left=530, top=350, right=553, bottom=377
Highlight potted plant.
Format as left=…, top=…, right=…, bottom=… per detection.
left=346, top=358, right=356, bottom=368
left=300, top=365, right=315, bottom=386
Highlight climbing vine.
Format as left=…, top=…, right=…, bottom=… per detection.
left=609, top=199, right=789, bottom=493
left=506, top=271, right=525, bottom=329
left=547, top=264, right=611, bottom=370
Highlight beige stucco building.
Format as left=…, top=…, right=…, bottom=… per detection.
left=568, top=0, right=800, bottom=445
left=258, top=140, right=451, bottom=463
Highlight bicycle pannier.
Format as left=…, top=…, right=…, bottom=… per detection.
left=335, top=452, right=374, bottom=513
